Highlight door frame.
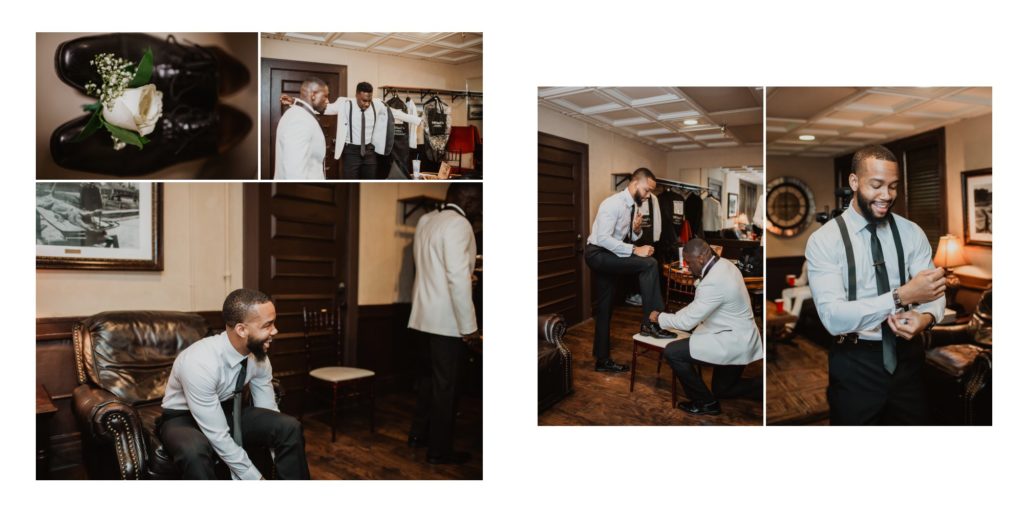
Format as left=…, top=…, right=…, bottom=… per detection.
left=260, top=58, right=348, bottom=180
left=242, top=183, right=361, bottom=365
left=538, top=131, right=591, bottom=324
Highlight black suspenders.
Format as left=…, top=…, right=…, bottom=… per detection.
left=834, top=214, right=907, bottom=303
left=348, top=100, right=377, bottom=146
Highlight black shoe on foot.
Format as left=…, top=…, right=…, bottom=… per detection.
left=639, top=321, right=676, bottom=339
left=677, top=400, right=722, bottom=415
left=594, top=359, right=629, bottom=373
left=428, top=451, right=470, bottom=465
left=407, top=434, right=428, bottom=448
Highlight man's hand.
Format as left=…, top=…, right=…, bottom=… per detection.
left=633, top=245, right=654, bottom=257
left=649, top=311, right=661, bottom=324
left=886, top=310, right=934, bottom=339
left=897, top=268, right=946, bottom=304
left=632, top=210, right=643, bottom=234
left=280, top=94, right=295, bottom=106
left=461, top=330, right=482, bottom=345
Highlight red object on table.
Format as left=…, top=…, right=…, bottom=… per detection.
left=774, top=298, right=785, bottom=313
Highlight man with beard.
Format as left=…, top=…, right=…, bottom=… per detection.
left=275, top=77, right=329, bottom=180
left=648, top=238, right=763, bottom=415
left=157, top=289, right=310, bottom=479
left=805, top=145, right=946, bottom=425
left=585, top=168, right=675, bottom=374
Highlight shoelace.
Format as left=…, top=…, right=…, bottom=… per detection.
left=159, top=104, right=217, bottom=154
left=161, top=35, right=218, bottom=103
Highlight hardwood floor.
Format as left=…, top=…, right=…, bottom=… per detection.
left=539, top=307, right=763, bottom=426
left=302, top=389, right=482, bottom=479
left=766, top=335, right=830, bottom=425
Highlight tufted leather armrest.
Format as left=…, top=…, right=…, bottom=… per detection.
left=538, top=314, right=566, bottom=344
left=72, top=384, right=149, bottom=479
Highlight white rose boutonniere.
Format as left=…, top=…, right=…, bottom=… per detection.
left=73, top=48, right=162, bottom=150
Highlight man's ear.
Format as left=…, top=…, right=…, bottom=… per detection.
left=848, top=171, right=859, bottom=192
left=233, top=323, right=247, bottom=339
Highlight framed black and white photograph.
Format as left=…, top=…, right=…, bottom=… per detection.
left=468, top=102, right=483, bottom=120
left=36, top=182, right=163, bottom=270
left=961, top=168, right=992, bottom=246
left=727, top=192, right=738, bottom=218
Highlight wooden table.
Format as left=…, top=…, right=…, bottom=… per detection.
left=663, top=262, right=764, bottom=309
left=765, top=308, right=798, bottom=355
left=36, top=384, right=57, bottom=480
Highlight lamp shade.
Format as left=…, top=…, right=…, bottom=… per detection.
left=934, top=234, right=968, bottom=269
left=734, top=213, right=750, bottom=226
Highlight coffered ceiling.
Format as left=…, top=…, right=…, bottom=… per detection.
left=261, top=32, right=483, bottom=64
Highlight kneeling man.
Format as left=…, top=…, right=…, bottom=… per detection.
left=649, top=239, right=763, bottom=415
left=158, top=289, right=310, bottom=479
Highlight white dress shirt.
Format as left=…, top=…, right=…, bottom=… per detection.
left=274, top=99, right=326, bottom=180
left=587, top=189, right=641, bottom=257
left=161, top=332, right=277, bottom=480
left=408, top=204, right=478, bottom=337
left=324, top=98, right=422, bottom=159
left=805, top=207, right=945, bottom=340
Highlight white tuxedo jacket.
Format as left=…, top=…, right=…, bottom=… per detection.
left=408, top=207, right=478, bottom=338
left=658, top=258, right=763, bottom=365
left=325, top=97, right=421, bottom=160
left=274, top=103, right=326, bottom=180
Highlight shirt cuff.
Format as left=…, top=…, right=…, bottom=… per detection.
left=236, top=464, right=263, bottom=481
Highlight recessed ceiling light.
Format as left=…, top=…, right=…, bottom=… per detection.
left=683, top=119, right=698, bottom=126
left=799, top=134, right=816, bottom=141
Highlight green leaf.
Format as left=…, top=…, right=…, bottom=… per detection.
left=71, top=111, right=103, bottom=143
left=82, top=102, right=101, bottom=113
left=100, top=117, right=146, bottom=149
left=128, top=48, right=154, bottom=88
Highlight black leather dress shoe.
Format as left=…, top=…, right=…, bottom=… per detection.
left=639, top=322, right=676, bottom=339
left=50, top=104, right=251, bottom=175
left=677, top=400, right=722, bottom=415
left=407, top=434, right=428, bottom=448
left=427, top=451, right=470, bottom=465
left=594, top=359, right=629, bottom=373
left=55, top=33, right=250, bottom=109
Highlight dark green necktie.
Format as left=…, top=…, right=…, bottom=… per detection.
left=232, top=358, right=248, bottom=446
left=866, top=223, right=898, bottom=374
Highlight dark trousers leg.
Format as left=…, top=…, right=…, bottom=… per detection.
left=428, top=334, right=464, bottom=458
left=882, top=341, right=928, bottom=425
left=158, top=413, right=218, bottom=479
left=828, top=344, right=889, bottom=425
left=663, top=339, right=714, bottom=403
left=585, top=245, right=665, bottom=359
left=410, top=331, right=433, bottom=438
left=342, top=145, right=377, bottom=180
left=241, top=407, right=310, bottom=479
left=710, top=365, right=761, bottom=399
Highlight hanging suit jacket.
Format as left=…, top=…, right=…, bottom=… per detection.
left=703, top=196, right=723, bottom=232
left=684, top=192, right=703, bottom=239
left=658, top=189, right=685, bottom=261
left=657, top=257, right=763, bottom=365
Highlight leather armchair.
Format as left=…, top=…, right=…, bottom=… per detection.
left=71, top=311, right=281, bottom=479
left=922, top=288, right=992, bottom=425
left=538, top=314, right=573, bottom=413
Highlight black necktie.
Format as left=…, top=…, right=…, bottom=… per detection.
left=866, top=223, right=898, bottom=374
left=360, top=107, right=367, bottom=157
left=625, top=204, right=636, bottom=243
left=232, top=358, right=248, bottom=446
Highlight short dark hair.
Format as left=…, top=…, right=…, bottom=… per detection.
left=302, top=77, right=327, bottom=90
left=356, top=82, right=374, bottom=94
left=445, top=182, right=482, bottom=204
left=630, top=167, right=657, bottom=183
left=851, top=145, right=897, bottom=174
left=223, top=289, right=272, bottom=328
left=683, top=237, right=710, bottom=256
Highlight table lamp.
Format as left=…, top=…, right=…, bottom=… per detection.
left=933, top=234, right=968, bottom=311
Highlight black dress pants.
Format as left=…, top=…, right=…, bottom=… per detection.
left=411, top=332, right=465, bottom=458
left=828, top=338, right=928, bottom=425
left=584, top=244, right=665, bottom=360
left=342, top=143, right=378, bottom=179
left=158, top=405, right=310, bottom=479
left=663, top=338, right=759, bottom=403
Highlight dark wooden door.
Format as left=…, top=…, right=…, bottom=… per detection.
left=538, top=132, right=589, bottom=327
left=261, top=58, right=347, bottom=180
left=243, top=183, right=360, bottom=414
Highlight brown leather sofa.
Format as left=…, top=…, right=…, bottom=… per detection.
left=71, top=311, right=277, bottom=479
left=538, top=314, right=573, bottom=413
left=922, top=288, right=992, bottom=425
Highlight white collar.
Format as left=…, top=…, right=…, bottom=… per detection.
left=444, top=203, right=467, bottom=217
left=293, top=98, right=316, bottom=115
left=700, top=255, right=717, bottom=278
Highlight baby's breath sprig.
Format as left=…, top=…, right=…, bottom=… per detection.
left=84, top=53, right=135, bottom=109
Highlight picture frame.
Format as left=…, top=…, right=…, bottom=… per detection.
left=468, top=103, right=483, bottom=120
left=961, top=168, right=992, bottom=246
left=36, top=182, right=163, bottom=270
left=727, top=192, right=738, bottom=218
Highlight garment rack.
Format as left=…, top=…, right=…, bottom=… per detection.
left=381, top=85, right=483, bottom=103
left=611, top=173, right=709, bottom=194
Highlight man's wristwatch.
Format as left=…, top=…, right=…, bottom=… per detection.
left=892, top=288, right=905, bottom=309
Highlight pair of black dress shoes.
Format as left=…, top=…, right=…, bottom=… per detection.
left=50, top=33, right=253, bottom=175
left=594, top=321, right=676, bottom=373
left=407, top=435, right=470, bottom=465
